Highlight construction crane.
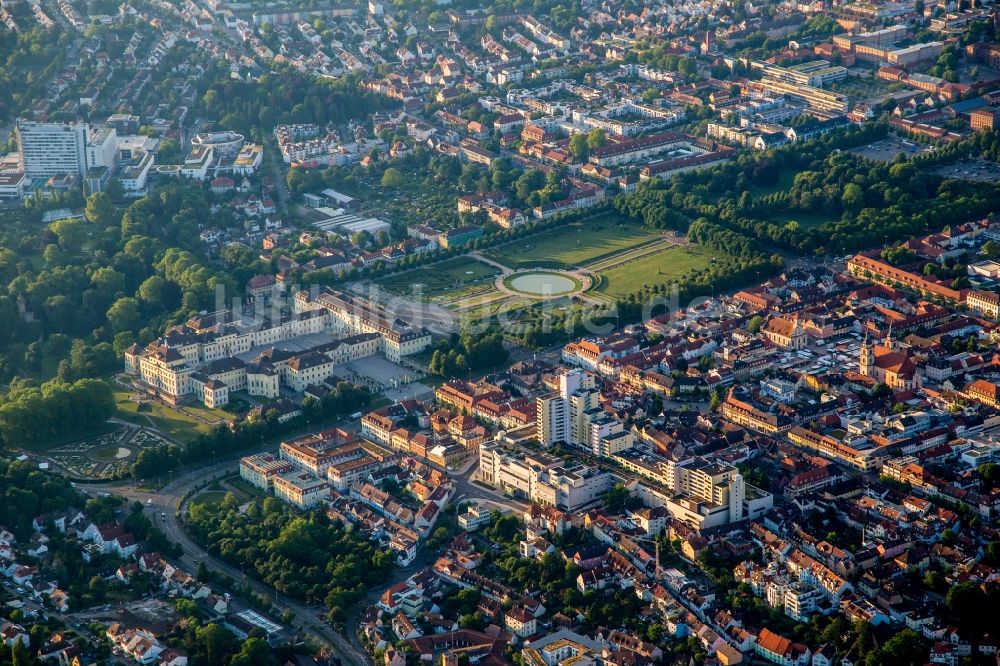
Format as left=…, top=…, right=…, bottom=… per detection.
left=631, top=536, right=665, bottom=581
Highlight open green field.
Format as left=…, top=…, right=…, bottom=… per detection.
left=226, top=475, right=267, bottom=499
left=190, top=489, right=228, bottom=510
left=596, top=244, right=718, bottom=298
left=113, top=388, right=216, bottom=442
left=374, top=256, right=500, bottom=297
left=747, top=169, right=796, bottom=198
left=485, top=213, right=663, bottom=269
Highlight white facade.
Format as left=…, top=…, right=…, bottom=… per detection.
left=17, top=120, right=89, bottom=177
left=87, top=127, right=119, bottom=169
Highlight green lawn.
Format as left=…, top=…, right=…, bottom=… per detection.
left=113, top=388, right=214, bottom=443
left=486, top=213, right=662, bottom=269
left=597, top=245, right=718, bottom=298
left=747, top=169, right=796, bottom=198
left=190, top=489, right=228, bottom=510
left=375, top=256, right=500, bottom=297
left=226, top=475, right=268, bottom=499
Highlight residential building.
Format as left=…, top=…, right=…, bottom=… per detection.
left=16, top=120, right=89, bottom=178
left=239, top=453, right=294, bottom=490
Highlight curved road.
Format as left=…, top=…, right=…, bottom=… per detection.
left=73, top=454, right=526, bottom=666
left=76, top=460, right=372, bottom=666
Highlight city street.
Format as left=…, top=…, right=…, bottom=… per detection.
left=70, top=448, right=524, bottom=666
left=75, top=460, right=372, bottom=666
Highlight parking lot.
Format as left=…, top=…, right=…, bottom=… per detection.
left=849, top=136, right=932, bottom=162
left=931, top=160, right=1000, bottom=182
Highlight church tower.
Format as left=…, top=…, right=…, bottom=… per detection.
left=860, top=330, right=874, bottom=377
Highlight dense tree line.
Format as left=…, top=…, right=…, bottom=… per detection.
left=199, top=66, right=396, bottom=144
left=428, top=332, right=508, bottom=378
left=0, top=18, right=68, bottom=122
left=0, top=184, right=239, bottom=388
left=615, top=124, right=1000, bottom=258
left=0, top=378, right=114, bottom=445
left=186, top=497, right=394, bottom=624
left=0, top=458, right=82, bottom=539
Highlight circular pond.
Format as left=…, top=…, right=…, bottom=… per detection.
left=507, top=272, right=579, bottom=295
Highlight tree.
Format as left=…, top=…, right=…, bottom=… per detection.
left=866, top=629, right=926, bottom=666
left=568, top=133, right=588, bottom=160
left=586, top=128, right=606, bottom=151
left=842, top=183, right=863, bottom=212
left=11, top=640, right=28, bottom=666
left=747, top=315, right=764, bottom=333
left=106, top=297, right=141, bottom=333
left=137, top=276, right=182, bottom=311
left=351, top=230, right=371, bottom=248
left=602, top=483, right=640, bottom=512
left=85, top=192, right=114, bottom=226
left=88, top=575, right=106, bottom=601
left=157, top=138, right=182, bottom=163
left=49, top=217, right=87, bottom=251
left=193, top=624, right=239, bottom=666
left=380, top=168, right=404, bottom=188
left=946, top=582, right=988, bottom=636
left=980, top=462, right=999, bottom=490
left=982, top=240, right=1000, bottom=259
left=515, top=169, right=545, bottom=202
left=91, top=266, right=126, bottom=297
left=229, top=638, right=272, bottom=666
left=985, top=541, right=1000, bottom=566
left=485, top=512, right=520, bottom=543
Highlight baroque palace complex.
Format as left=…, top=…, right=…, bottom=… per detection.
left=125, top=288, right=431, bottom=407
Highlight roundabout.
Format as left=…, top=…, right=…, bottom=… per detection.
left=498, top=269, right=591, bottom=299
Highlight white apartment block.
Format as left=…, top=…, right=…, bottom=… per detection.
left=16, top=120, right=89, bottom=178
left=662, top=457, right=746, bottom=529
left=240, top=453, right=294, bottom=490
left=0, top=172, right=27, bottom=200
left=536, top=392, right=568, bottom=447
left=87, top=127, right=119, bottom=170
left=478, top=443, right=613, bottom=511
left=536, top=368, right=597, bottom=447
left=273, top=471, right=330, bottom=509
left=118, top=151, right=154, bottom=196
left=783, top=583, right=824, bottom=622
